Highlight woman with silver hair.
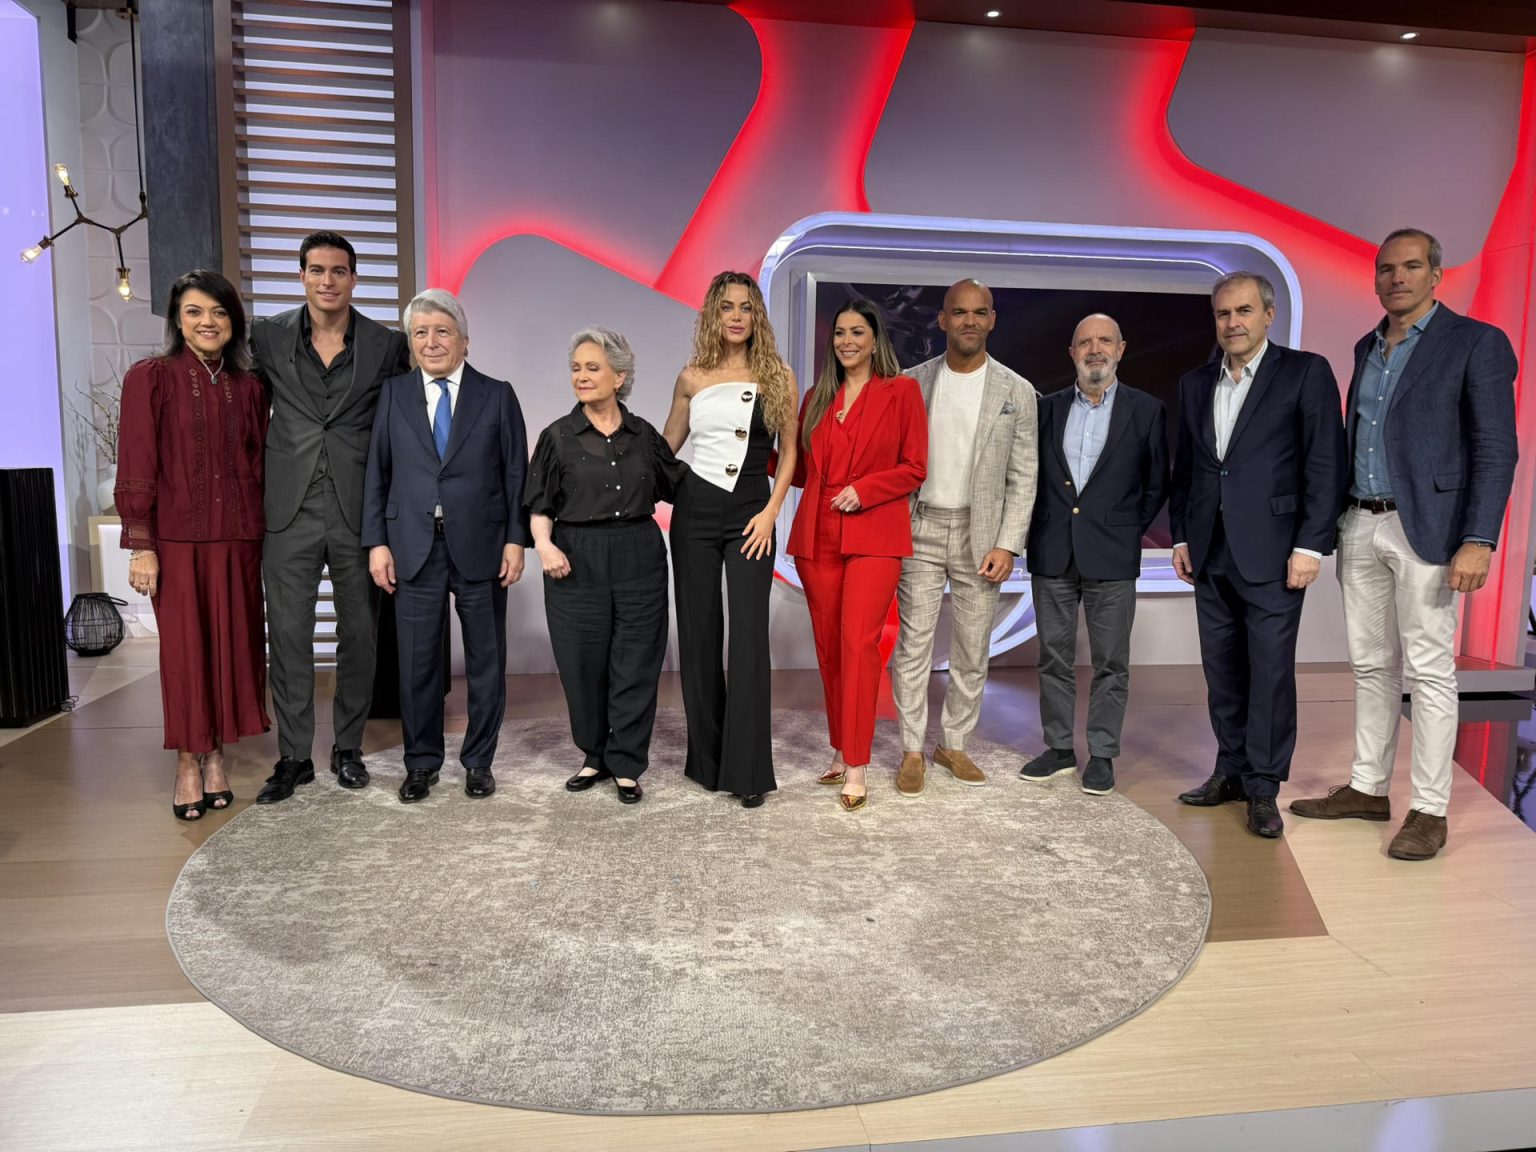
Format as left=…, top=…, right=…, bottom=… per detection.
left=525, top=327, right=687, bottom=805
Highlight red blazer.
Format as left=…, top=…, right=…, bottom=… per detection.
left=787, top=374, right=928, bottom=559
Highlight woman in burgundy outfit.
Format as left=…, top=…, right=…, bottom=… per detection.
left=116, top=269, right=271, bottom=819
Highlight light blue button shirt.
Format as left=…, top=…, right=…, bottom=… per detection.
left=1352, top=302, right=1438, bottom=500
left=1064, top=380, right=1117, bottom=490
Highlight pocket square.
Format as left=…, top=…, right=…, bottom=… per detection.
left=1001, top=401, right=1017, bottom=415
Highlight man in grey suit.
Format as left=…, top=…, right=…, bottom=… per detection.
left=890, top=279, right=1037, bottom=795
left=251, top=231, right=411, bottom=804
left=1291, top=228, right=1518, bottom=860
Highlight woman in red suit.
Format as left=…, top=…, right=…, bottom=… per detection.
left=788, top=299, right=928, bottom=811
left=116, top=270, right=271, bottom=820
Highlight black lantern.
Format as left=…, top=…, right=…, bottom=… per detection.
left=64, top=593, right=127, bottom=657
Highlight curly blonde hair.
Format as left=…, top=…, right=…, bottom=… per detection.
left=690, top=271, right=796, bottom=437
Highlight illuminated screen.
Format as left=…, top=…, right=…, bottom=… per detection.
left=813, top=282, right=1218, bottom=548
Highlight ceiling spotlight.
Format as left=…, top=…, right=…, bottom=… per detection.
left=986, top=9, right=1001, bottom=17
left=1400, top=31, right=1419, bottom=40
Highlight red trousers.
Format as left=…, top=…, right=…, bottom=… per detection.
left=798, top=552, right=902, bottom=767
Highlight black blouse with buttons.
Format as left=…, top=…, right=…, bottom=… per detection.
left=523, top=403, right=688, bottom=524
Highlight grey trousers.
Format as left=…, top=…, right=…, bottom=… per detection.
left=1032, top=559, right=1136, bottom=758
left=891, top=506, right=1002, bottom=752
left=263, top=471, right=379, bottom=760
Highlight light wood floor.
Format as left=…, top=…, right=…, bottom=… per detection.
left=2, top=642, right=1535, bottom=1150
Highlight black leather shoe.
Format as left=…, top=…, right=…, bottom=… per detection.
left=255, top=757, right=315, bottom=804
left=330, top=746, right=370, bottom=790
left=615, top=780, right=644, bottom=804
left=465, top=767, right=496, bottom=798
left=565, top=767, right=612, bottom=792
left=399, top=769, right=440, bottom=804
left=740, top=793, right=765, bottom=809
left=1178, top=772, right=1246, bottom=806
left=1246, top=796, right=1284, bottom=839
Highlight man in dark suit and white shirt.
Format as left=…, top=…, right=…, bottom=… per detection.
left=1021, top=314, right=1168, bottom=796
left=1171, top=272, right=1348, bottom=839
left=1290, top=229, right=1518, bottom=860
left=252, top=232, right=411, bottom=804
left=362, top=290, right=531, bottom=803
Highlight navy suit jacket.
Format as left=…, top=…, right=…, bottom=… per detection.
left=361, top=363, right=533, bottom=583
left=1169, top=343, right=1347, bottom=584
left=1027, top=383, right=1168, bottom=581
left=1345, top=304, right=1518, bottom=566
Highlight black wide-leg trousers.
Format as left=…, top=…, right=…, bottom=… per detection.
left=544, top=519, right=670, bottom=781
left=669, top=471, right=777, bottom=796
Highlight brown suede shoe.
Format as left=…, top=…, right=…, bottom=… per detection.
left=934, top=746, right=986, bottom=786
left=896, top=753, right=926, bottom=797
left=1388, top=810, right=1447, bottom=861
left=1289, top=784, right=1391, bottom=822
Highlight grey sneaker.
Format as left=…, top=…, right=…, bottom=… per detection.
left=1080, top=756, right=1115, bottom=795
left=1020, top=747, right=1076, bottom=782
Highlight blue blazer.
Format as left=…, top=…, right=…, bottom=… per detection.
left=1027, top=383, right=1168, bottom=581
left=361, top=363, right=533, bottom=583
left=1169, top=343, right=1347, bottom=584
left=1344, top=304, right=1518, bottom=565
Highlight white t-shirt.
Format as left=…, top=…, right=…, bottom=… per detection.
left=917, top=360, right=988, bottom=509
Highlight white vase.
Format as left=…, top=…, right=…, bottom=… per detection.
left=97, top=466, right=117, bottom=515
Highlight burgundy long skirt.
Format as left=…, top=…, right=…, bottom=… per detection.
left=152, top=539, right=271, bottom=752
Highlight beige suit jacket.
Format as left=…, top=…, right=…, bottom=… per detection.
left=906, top=354, right=1039, bottom=569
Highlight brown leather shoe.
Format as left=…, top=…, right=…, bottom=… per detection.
left=1289, top=784, right=1390, bottom=822
left=934, top=746, right=985, bottom=786
left=1388, top=810, right=1447, bottom=861
left=896, top=753, right=925, bottom=797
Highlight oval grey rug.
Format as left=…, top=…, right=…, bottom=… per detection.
left=167, top=708, right=1209, bottom=1114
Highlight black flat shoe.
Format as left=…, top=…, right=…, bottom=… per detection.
left=1246, top=796, right=1284, bottom=839
left=616, top=780, right=643, bottom=805
left=1178, top=772, right=1246, bottom=807
left=331, top=746, right=370, bottom=790
left=565, top=767, right=613, bottom=792
left=256, top=757, right=315, bottom=804
left=740, top=793, right=765, bottom=809
left=465, top=768, right=496, bottom=798
left=202, top=789, right=234, bottom=810
left=399, top=769, right=440, bottom=804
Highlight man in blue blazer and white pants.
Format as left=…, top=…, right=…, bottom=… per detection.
left=1291, top=229, right=1518, bottom=860
left=362, top=289, right=531, bottom=804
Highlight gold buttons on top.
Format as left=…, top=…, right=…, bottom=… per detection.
left=725, top=464, right=739, bottom=477
left=741, top=390, right=753, bottom=403
left=735, top=428, right=748, bottom=440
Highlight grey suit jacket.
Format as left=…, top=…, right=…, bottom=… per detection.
left=252, top=306, right=411, bottom=535
left=906, top=355, right=1039, bottom=568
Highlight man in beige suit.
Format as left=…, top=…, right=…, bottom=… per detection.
left=891, top=279, right=1038, bottom=794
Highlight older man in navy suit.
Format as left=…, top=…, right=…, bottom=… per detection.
left=1291, top=229, right=1518, bottom=860
left=1171, top=272, right=1348, bottom=839
left=362, top=289, right=531, bottom=803
left=1021, top=314, right=1168, bottom=796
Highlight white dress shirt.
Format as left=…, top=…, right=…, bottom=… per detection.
left=424, top=363, right=464, bottom=517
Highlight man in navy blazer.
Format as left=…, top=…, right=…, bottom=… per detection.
left=362, top=289, right=532, bottom=803
left=1022, top=314, right=1168, bottom=796
left=1291, top=229, right=1518, bottom=861
left=1171, top=272, right=1347, bottom=839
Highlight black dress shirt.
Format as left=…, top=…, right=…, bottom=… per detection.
left=298, top=307, right=358, bottom=411
left=524, top=403, right=686, bottom=524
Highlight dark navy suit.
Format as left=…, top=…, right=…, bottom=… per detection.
left=1169, top=343, right=1347, bottom=796
left=361, top=364, right=532, bottom=774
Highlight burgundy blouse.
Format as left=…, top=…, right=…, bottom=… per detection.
left=115, top=349, right=269, bottom=550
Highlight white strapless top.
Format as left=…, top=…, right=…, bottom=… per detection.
left=689, top=382, right=758, bottom=492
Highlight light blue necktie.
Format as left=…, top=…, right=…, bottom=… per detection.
left=432, top=380, right=451, bottom=459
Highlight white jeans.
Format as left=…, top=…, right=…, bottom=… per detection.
left=1338, top=508, right=1459, bottom=817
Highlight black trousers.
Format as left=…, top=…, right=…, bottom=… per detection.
left=545, top=519, right=669, bottom=780
left=1193, top=515, right=1306, bottom=798
left=395, top=533, right=507, bottom=775
left=669, top=471, right=776, bottom=796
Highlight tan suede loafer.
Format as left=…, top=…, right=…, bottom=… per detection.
left=934, top=746, right=985, bottom=786
left=896, top=753, right=925, bottom=797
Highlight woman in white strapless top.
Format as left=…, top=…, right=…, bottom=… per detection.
left=661, top=272, right=799, bottom=807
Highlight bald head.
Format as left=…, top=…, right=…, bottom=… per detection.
left=938, top=279, right=996, bottom=366
left=1069, top=313, right=1125, bottom=398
